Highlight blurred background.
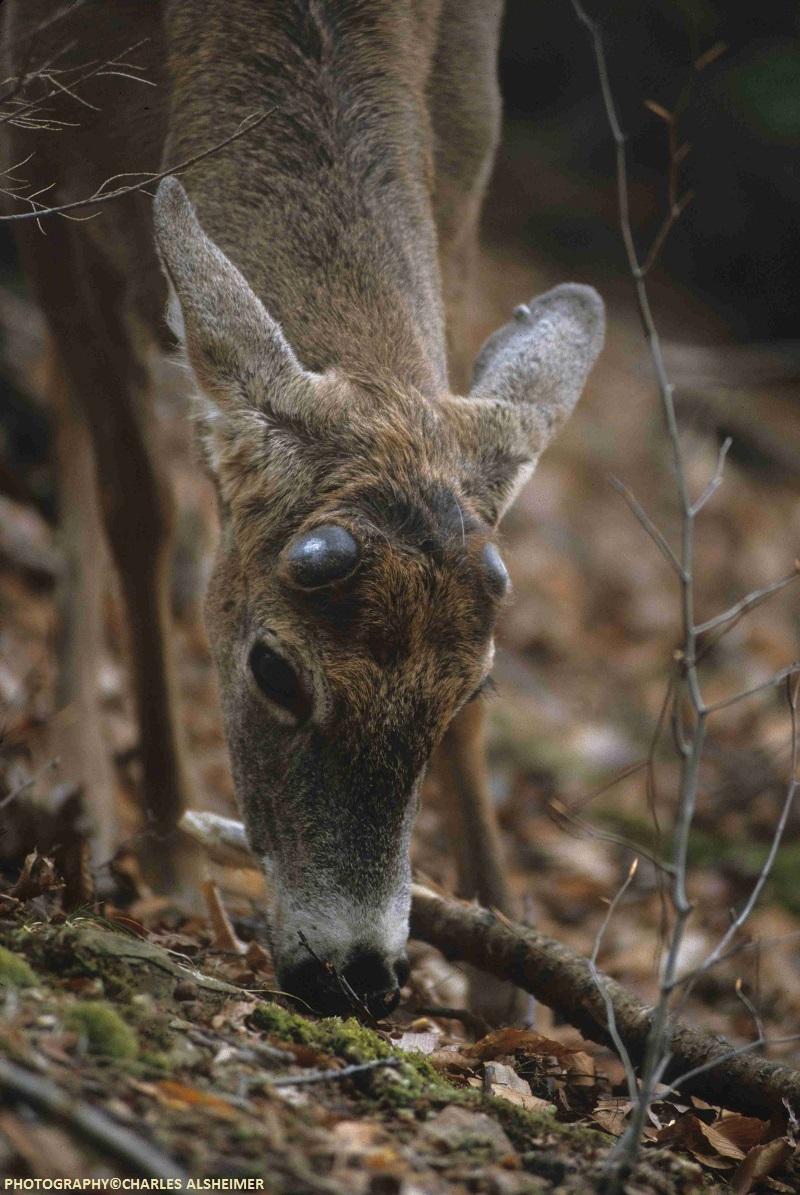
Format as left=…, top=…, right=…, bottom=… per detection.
left=0, top=0, right=799, bottom=1077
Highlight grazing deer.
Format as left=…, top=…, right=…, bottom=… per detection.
left=5, top=1, right=603, bottom=1017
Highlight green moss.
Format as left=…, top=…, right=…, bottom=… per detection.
left=479, top=1093, right=605, bottom=1153
left=65, top=1001, right=138, bottom=1060
left=251, top=1001, right=319, bottom=1046
left=251, top=1001, right=452, bottom=1105
left=0, top=945, right=37, bottom=988
left=251, top=1001, right=398, bottom=1062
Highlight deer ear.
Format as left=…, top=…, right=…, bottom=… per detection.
left=153, top=176, right=314, bottom=421
left=444, top=284, right=605, bottom=524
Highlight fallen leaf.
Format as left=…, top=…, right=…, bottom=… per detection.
left=468, top=1028, right=577, bottom=1062
left=565, top=1050, right=596, bottom=1088
left=152, top=1079, right=239, bottom=1120
left=592, top=1098, right=632, bottom=1137
left=711, top=1114, right=769, bottom=1155
left=732, top=1139, right=793, bottom=1195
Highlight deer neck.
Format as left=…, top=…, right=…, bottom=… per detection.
left=163, top=0, right=447, bottom=395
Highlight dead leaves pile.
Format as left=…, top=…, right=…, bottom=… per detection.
left=396, top=1022, right=799, bottom=1191
left=591, top=1095, right=797, bottom=1192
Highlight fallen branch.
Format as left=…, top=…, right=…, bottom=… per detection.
left=409, top=885, right=800, bottom=1120
left=180, top=812, right=800, bottom=1118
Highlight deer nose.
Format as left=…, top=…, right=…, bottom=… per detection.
left=281, top=951, right=409, bottom=1019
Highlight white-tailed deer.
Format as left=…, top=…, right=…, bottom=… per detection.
left=4, top=1, right=603, bottom=1017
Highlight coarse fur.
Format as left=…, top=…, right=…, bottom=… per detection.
left=4, top=0, right=604, bottom=1012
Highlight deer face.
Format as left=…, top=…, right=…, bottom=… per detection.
left=154, top=178, right=604, bottom=1016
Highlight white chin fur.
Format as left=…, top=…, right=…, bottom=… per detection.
left=271, top=882, right=411, bottom=971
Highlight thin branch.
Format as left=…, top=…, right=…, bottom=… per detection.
left=689, top=435, right=731, bottom=516
left=0, top=108, right=273, bottom=222
left=641, top=190, right=694, bottom=276
left=589, top=858, right=641, bottom=1102
left=695, top=568, right=799, bottom=636
left=609, top=476, right=683, bottom=576
left=550, top=798, right=675, bottom=877
left=269, top=1058, right=401, bottom=1088
left=735, top=977, right=765, bottom=1048
left=704, top=663, right=800, bottom=715
left=673, top=678, right=799, bottom=1004
left=664, top=1034, right=800, bottom=1096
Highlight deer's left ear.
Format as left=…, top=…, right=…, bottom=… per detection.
left=443, top=284, right=605, bottom=524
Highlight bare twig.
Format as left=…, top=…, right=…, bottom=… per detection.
left=570, top=3, right=799, bottom=1187
left=734, top=977, right=766, bottom=1048
left=695, top=568, right=800, bottom=636
left=704, top=663, right=800, bottom=715
left=589, top=858, right=641, bottom=1102
left=297, top=930, right=377, bottom=1025
left=269, top=1058, right=401, bottom=1088
left=689, top=435, right=731, bottom=515
left=550, top=798, right=674, bottom=876
left=0, top=108, right=273, bottom=222
left=673, top=678, right=799, bottom=1004
left=609, top=476, right=683, bottom=576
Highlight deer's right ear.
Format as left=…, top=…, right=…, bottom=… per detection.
left=153, top=177, right=315, bottom=428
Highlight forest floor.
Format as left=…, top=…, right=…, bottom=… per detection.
left=1, top=140, right=800, bottom=1190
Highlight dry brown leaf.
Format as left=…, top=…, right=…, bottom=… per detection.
left=152, top=1079, right=239, bottom=1120
left=592, top=1098, right=632, bottom=1137
left=426, top=1049, right=474, bottom=1074
left=697, top=1120, right=748, bottom=1162
left=244, top=939, right=271, bottom=972
left=10, top=851, right=59, bottom=900
left=565, top=1050, right=596, bottom=1088
left=201, top=879, right=246, bottom=954
left=712, top=1115, right=769, bottom=1155
left=657, top=1113, right=737, bottom=1171
left=468, top=1028, right=577, bottom=1062
left=732, top=1139, right=793, bottom=1195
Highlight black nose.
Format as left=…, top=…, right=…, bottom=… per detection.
left=280, top=951, right=408, bottom=1019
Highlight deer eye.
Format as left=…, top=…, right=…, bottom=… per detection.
left=248, top=643, right=311, bottom=721
left=284, top=524, right=360, bottom=588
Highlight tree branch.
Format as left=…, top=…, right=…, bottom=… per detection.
left=409, top=884, right=800, bottom=1120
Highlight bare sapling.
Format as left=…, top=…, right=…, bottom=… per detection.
left=570, top=2, right=800, bottom=1188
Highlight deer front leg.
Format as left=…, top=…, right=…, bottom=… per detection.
left=432, top=700, right=530, bottom=1024
left=88, top=367, right=196, bottom=896
left=434, top=700, right=511, bottom=913
left=43, top=239, right=197, bottom=896
left=48, top=343, right=118, bottom=870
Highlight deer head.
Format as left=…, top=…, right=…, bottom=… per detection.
left=154, top=176, right=604, bottom=1016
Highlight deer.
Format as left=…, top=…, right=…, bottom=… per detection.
left=4, top=0, right=604, bottom=1018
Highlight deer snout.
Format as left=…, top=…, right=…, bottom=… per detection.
left=280, top=950, right=410, bottom=1019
